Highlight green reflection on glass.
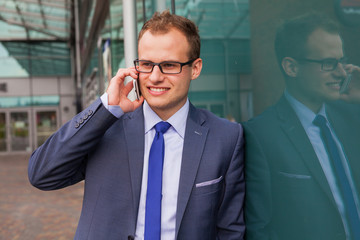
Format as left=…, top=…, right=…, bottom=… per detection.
left=0, top=96, right=59, bottom=108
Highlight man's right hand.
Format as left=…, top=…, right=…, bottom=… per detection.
left=106, top=67, right=144, bottom=113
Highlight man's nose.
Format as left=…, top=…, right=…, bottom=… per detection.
left=334, top=62, right=347, bottom=78
left=149, top=65, right=164, bottom=81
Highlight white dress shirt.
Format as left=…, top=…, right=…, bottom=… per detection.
left=101, top=93, right=188, bottom=240
left=285, top=90, right=360, bottom=239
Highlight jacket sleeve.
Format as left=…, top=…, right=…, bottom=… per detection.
left=28, top=98, right=118, bottom=190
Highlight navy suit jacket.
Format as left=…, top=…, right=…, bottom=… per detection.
left=243, top=96, right=360, bottom=240
left=28, top=98, right=245, bottom=240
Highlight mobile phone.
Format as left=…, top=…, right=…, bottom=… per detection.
left=133, top=73, right=141, bottom=100
left=340, top=73, right=352, bottom=94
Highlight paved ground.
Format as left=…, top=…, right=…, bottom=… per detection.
left=0, top=154, right=83, bottom=240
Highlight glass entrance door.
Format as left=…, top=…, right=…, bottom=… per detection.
left=0, top=108, right=58, bottom=153
left=35, top=110, right=57, bottom=147
left=10, top=112, right=30, bottom=151
left=0, top=113, right=6, bottom=152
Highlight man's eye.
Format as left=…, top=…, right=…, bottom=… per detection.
left=323, top=60, right=336, bottom=67
left=162, top=63, right=177, bottom=68
left=141, top=62, right=153, bottom=67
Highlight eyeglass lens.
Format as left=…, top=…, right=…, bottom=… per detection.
left=323, top=58, right=347, bottom=71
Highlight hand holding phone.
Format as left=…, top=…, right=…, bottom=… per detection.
left=107, top=67, right=143, bottom=112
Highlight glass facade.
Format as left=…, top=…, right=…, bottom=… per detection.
left=0, top=0, right=72, bottom=77
left=0, top=42, right=71, bottom=77
left=0, top=1, right=73, bottom=152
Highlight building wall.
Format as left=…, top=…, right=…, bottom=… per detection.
left=0, top=77, right=76, bottom=125
left=58, top=77, right=77, bottom=125
left=0, top=76, right=76, bottom=153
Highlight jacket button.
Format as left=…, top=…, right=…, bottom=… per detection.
left=75, top=122, right=80, bottom=128
left=79, top=118, right=84, bottom=124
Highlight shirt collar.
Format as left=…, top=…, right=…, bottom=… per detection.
left=284, top=90, right=328, bottom=129
left=143, top=99, right=189, bottom=139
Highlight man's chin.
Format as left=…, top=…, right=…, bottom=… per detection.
left=325, top=93, right=341, bottom=102
left=145, top=98, right=167, bottom=110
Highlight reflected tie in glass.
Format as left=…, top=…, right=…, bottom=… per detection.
left=144, top=121, right=171, bottom=240
left=313, top=115, right=360, bottom=239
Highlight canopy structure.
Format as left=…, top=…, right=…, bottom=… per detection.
left=0, top=0, right=249, bottom=77
left=0, top=0, right=72, bottom=76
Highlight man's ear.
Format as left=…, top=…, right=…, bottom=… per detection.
left=191, top=58, right=203, bottom=80
left=282, top=57, right=299, bottom=77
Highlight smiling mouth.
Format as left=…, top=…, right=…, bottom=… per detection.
left=326, top=82, right=341, bottom=89
left=149, top=87, right=169, bottom=92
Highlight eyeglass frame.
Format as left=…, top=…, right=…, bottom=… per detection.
left=294, top=57, right=348, bottom=71
left=133, top=58, right=197, bottom=74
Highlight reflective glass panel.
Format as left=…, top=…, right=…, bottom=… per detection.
left=10, top=112, right=29, bottom=151
left=36, top=111, right=57, bottom=147
left=0, top=113, right=6, bottom=152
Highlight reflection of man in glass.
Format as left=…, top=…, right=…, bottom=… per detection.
left=244, top=13, right=360, bottom=240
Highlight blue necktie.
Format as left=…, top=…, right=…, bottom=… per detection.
left=144, top=121, right=171, bottom=240
left=313, top=115, right=360, bottom=239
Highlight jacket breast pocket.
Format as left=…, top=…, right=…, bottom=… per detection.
left=193, top=176, right=223, bottom=196
left=183, top=176, right=225, bottom=238
left=276, top=171, right=316, bottom=203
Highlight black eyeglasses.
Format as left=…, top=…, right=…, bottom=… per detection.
left=295, top=57, right=347, bottom=71
left=134, top=59, right=196, bottom=74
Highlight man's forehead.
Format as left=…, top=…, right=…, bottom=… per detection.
left=306, top=28, right=343, bottom=58
left=138, top=28, right=190, bottom=60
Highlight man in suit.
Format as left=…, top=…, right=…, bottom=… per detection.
left=28, top=11, right=245, bottom=240
left=244, top=13, right=360, bottom=240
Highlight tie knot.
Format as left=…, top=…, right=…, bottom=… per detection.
left=154, top=121, right=171, bottom=134
left=313, top=114, right=327, bottom=127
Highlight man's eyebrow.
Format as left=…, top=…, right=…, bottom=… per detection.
left=139, top=59, right=180, bottom=63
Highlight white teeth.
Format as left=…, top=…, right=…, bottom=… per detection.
left=150, top=88, right=168, bottom=92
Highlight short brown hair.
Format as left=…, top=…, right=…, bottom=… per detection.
left=138, top=10, right=200, bottom=59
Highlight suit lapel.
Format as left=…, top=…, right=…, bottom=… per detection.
left=123, top=106, right=145, bottom=226
left=175, top=105, right=208, bottom=238
left=276, top=97, right=336, bottom=206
